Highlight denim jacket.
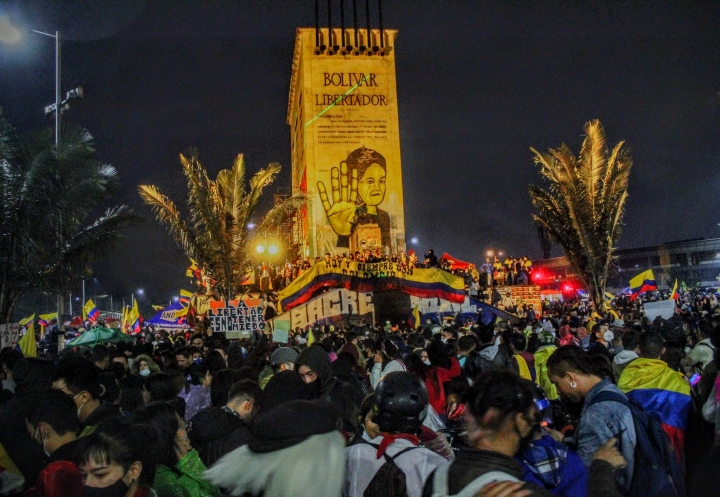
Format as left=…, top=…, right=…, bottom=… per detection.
left=573, top=378, right=636, bottom=492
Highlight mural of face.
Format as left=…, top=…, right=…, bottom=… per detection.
left=357, top=163, right=386, bottom=209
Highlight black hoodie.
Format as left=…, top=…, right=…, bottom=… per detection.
left=189, top=406, right=251, bottom=467
left=0, top=358, right=54, bottom=489
left=295, top=345, right=360, bottom=433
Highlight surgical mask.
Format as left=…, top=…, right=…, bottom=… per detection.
left=457, top=356, right=467, bottom=368
left=33, top=426, right=50, bottom=457
left=82, top=474, right=130, bottom=497
left=139, top=369, right=151, bottom=377
left=74, top=392, right=86, bottom=418
left=423, top=360, right=432, bottom=366
left=193, top=358, right=202, bottom=365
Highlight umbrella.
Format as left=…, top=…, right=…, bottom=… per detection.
left=66, top=328, right=134, bottom=347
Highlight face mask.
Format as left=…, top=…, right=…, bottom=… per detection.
left=139, top=369, right=151, bottom=377
left=74, top=392, right=86, bottom=418
left=82, top=474, right=130, bottom=497
left=305, top=378, right=323, bottom=398
left=423, top=360, right=432, bottom=366
left=33, top=426, right=50, bottom=457
left=457, top=356, right=467, bottom=368
left=193, top=358, right=202, bottom=365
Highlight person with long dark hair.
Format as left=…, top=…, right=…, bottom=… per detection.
left=132, top=401, right=220, bottom=497
left=546, top=346, right=636, bottom=493
left=369, top=338, right=405, bottom=389
left=76, top=417, right=155, bottom=497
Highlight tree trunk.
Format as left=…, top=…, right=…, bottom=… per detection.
left=56, top=293, right=65, bottom=331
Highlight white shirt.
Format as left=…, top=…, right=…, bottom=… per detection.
left=343, top=436, right=447, bottom=497
left=370, top=359, right=405, bottom=389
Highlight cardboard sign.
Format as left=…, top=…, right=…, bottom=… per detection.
left=208, top=299, right=264, bottom=339
left=0, top=323, right=20, bottom=349
left=643, top=300, right=676, bottom=321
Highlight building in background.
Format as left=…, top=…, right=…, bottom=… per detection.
left=534, top=238, right=720, bottom=292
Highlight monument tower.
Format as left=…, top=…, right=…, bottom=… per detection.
left=288, top=0, right=406, bottom=259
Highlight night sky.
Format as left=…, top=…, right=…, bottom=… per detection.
left=1, top=1, right=719, bottom=308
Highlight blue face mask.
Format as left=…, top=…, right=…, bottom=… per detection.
left=193, top=358, right=202, bottom=365
left=139, top=368, right=151, bottom=377
left=457, top=356, right=467, bottom=368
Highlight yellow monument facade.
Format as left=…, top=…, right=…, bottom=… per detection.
left=288, top=27, right=406, bottom=259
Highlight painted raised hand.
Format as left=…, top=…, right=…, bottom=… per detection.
left=317, top=161, right=358, bottom=236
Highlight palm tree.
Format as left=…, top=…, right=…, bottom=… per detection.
left=529, top=120, right=632, bottom=316
left=0, top=119, right=139, bottom=324
left=139, top=151, right=307, bottom=302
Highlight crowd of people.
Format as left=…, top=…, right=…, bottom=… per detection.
left=1, top=288, right=719, bottom=497
left=253, top=247, right=534, bottom=295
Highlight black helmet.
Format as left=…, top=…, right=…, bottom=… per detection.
left=374, top=372, right=428, bottom=434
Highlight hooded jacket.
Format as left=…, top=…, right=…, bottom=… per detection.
left=295, top=344, right=360, bottom=432
left=476, top=344, right=515, bottom=374
left=189, top=406, right=251, bottom=467
left=611, top=350, right=638, bottom=379
left=534, top=346, right=558, bottom=401
left=0, top=358, right=54, bottom=488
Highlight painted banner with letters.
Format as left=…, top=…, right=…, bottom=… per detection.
left=273, top=288, right=375, bottom=330
left=278, top=260, right=465, bottom=312
left=208, top=298, right=265, bottom=339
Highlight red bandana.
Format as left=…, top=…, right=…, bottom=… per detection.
left=376, top=433, right=420, bottom=458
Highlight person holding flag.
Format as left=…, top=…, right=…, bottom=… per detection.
left=82, top=299, right=100, bottom=321
left=628, top=269, right=657, bottom=301
left=17, top=315, right=36, bottom=358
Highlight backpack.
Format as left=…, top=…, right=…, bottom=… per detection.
left=430, top=463, right=521, bottom=497
left=586, top=391, right=685, bottom=497
left=362, top=442, right=419, bottom=497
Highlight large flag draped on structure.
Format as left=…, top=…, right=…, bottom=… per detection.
left=17, top=314, right=36, bottom=358
left=278, top=260, right=465, bottom=312
left=629, top=269, right=657, bottom=301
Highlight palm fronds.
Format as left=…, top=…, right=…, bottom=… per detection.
left=139, top=153, right=306, bottom=301
left=529, top=119, right=632, bottom=315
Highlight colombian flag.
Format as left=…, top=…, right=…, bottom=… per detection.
left=38, top=312, right=57, bottom=328
left=668, top=279, right=678, bottom=301
left=83, top=299, right=100, bottom=321
left=129, top=300, right=142, bottom=334
left=410, top=305, right=421, bottom=329
left=17, top=315, right=36, bottom=358
left=618, top=358, right=691, bottom=458
left=629, top=269, right=657, bottom=301
left=179, top=289, right=193, bottom=305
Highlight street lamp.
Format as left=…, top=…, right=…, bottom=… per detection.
left=132, top=289, right=144, bottom=306
left=0, top=19, right=83, bottom=150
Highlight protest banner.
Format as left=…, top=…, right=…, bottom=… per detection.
left=0, top=323, right=20, bottom=349
left=643, top=300, right=676, bottom=321
left=273, top=288, right=375, bottom=330
left=208, top=298, right=264, bottom=339
left=278, top=260, right=465, bottom=312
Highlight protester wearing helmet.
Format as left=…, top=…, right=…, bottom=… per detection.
left=422, top=371, right=625, bottom=497
left=344, top=372, right=446, bottom=497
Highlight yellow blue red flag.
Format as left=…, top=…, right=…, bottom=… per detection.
left=17, top=315, right=36, bottom=358
left=629, top=269, right=656, bottom=301
left=618, top=358, right=691, bottom=457
left=83, top=299, right=100, bottom=321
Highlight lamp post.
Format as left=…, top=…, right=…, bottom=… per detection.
left=1, top=20, right=83, bottom=150
left=29, top=29, right=61, bottom=149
